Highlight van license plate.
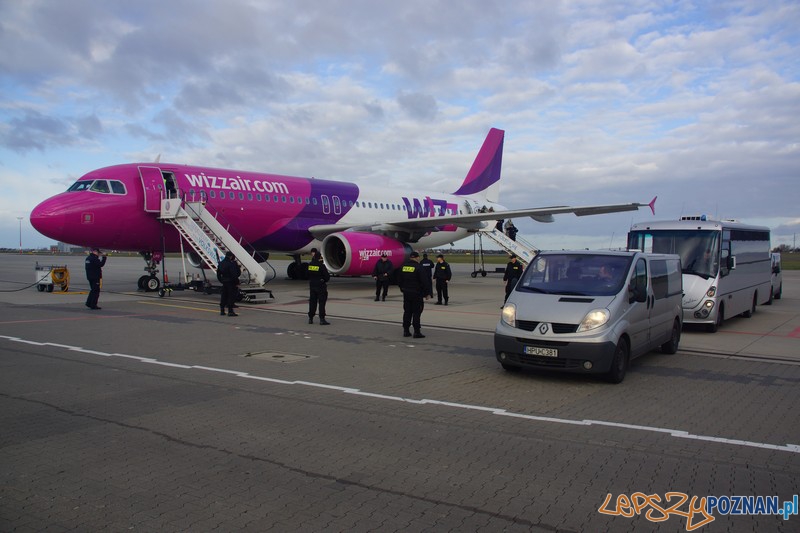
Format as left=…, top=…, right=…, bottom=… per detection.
left=525, top=346, right=558, bottom=357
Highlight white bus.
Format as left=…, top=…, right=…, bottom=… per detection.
left=628, top=216, right=772, bottom=332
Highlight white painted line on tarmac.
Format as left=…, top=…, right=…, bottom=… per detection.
left=2, top=334, right=798, bottom=455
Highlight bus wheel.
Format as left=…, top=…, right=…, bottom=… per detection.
left=661, top=319, right=681, bottom=354
left=606, top=338, right=629, bottom=384
left=742, top=292, right=757, bottom=318
left=707, top=305, right=724, bottom=333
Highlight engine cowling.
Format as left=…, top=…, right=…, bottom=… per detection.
left=322, top=232, right=413, bottom=276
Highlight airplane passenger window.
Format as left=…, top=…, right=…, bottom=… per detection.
left=289, top=196, right=295, bottom=204
left=273, top=195, right=279, bottom=202
left=110, top=181, right=126, bottom=194
left=68, top=180, right=94, bottom=192
left=264, top=194, right=270, bottom=202
left=256, top=193, right=262, bottom=201
left=90, top=180, right=110, bottom=193
left=282, top=196, right=287, bottom=203
left=247, top=193, right=253, bottom=201
left=312, top=198, right=318, bottom=205
left=209, top=190, right=216, bottom=198
left=238, top=192, right=244, bottom=200
left=219, top=191, right=226, bottom=199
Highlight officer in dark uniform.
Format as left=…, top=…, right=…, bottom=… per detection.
left=217, top=251, right=241, bottom=316
left=433, top=254, right=452, bottom=305
left=419, top=253, right=435, bottom=298
left=503, top=254, right=523, bottom=304
left=397, top=251, right=431, bottom=338
left=85, top=247, right=107, bottom=310
left=371, top=253, right=393, bottom=301
left=307, top=254, right=331, bottom=325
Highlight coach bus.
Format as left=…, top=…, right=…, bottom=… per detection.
left=628, top=216, right=772, bottom=332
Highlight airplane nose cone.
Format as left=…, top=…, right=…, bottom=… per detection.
left=30, top=198, right=67, bottom=242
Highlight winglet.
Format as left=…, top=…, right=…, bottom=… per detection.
left=648, top=196, right=657, bottom=215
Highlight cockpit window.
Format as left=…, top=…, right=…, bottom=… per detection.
left=110, top=180, right=126, bottom=194
left=90, top=180, right=110, bottom=193
left=68, top=180, right=94, bottom=192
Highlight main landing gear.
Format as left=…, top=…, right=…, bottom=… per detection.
left=138, top=251, right=161, bottom=292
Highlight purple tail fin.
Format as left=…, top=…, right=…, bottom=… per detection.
left=452, top=128, right=504, bottom=197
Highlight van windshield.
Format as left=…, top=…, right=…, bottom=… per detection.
left=517, top=254, right=633, bottom=297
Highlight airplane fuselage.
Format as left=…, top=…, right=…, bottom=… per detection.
left=31, top=163, right=498, bottom=255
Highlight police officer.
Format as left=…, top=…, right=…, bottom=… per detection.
left=397, top=251, right=431, bottom=338
left=371, top=253, right=393, bottom=301
left=308, top=254, right=331, bottom=325
left=433, top=254, right=452, bottom=305
left=217, top=251, right=241, bottom=316
left=85, top=247, right=106, bottom=310
left=503, top=254, right=523, bottom=304
left=419, top=253, right=435, bottom=298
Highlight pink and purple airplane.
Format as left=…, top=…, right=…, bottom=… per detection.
left=30, top=128, right=655, bottom=287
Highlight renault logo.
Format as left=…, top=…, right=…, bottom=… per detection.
left=539, top=323, right=549, bottom=335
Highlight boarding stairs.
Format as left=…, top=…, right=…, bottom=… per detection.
left=479, top=228, right=538, bottom=265
left=159, top=197, right=273, bottom=303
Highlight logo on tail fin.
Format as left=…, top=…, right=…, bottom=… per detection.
left=453, top=128, right=504, bottom=198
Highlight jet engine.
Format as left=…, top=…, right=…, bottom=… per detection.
left=186, top=251, right=204, bottom=268
left=322, top=232, right=413, bottom=276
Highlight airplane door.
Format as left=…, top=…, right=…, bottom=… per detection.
left=321, top=195, right=331, bottom=215
left=332, top=195, right=342, bottom=215
left=139, top=166, right=164, bottom=212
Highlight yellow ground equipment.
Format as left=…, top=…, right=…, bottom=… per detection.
left=35, top=263, right=70, bottom=292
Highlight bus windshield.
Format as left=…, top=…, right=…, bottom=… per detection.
left=629, top=229, right=719, bottom=279
left=517, top=253, right=633, bottom=297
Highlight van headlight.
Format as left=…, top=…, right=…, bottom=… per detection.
left=501, top=303, right=516, bottom=327
left=577, top=309, right=610, bottom=332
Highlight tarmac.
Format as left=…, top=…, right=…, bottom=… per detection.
left=1, top=253, right=799, bottom=531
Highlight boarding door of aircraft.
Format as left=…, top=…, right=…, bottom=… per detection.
left=139, top=166, right=165, bottom=213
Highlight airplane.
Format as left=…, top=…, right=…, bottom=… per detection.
left=30, top=128, right=656, bottom=290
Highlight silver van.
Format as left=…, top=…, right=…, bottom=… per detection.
left=495, top=250, right=683, bottom=383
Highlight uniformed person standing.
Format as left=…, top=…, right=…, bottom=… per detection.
left=433, top=254, right=452, bottom=305
left=85, top=247, right=107, bottom=310
left=419, top=253, right=435, bottom=298
left=397, top=251, right=431, bottom=338
left=217, top=251, right=241, bottom=316
left=307, top=254, right=331, bottom=325
left=371, top=253, right=393, bottom=301
left=503, top=254, right=523, bottom=304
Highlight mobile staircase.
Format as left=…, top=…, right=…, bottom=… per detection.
left=470, top=228, right=538, bottom=277
left=159, top=196, right=274, bottom=303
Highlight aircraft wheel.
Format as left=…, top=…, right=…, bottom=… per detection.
left=287, top=262, right=298, bottom=280
left=145, top=276, right=160, bottom=292
left=481, top=270, right=487, bottom=277
left=470, top=272, right=477, bottom=278
left=138, top=275, right=150, bottom=290
left=37, top=284, right=45, bottom=292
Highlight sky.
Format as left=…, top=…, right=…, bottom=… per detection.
left=1, top=0, right=799, bottom=252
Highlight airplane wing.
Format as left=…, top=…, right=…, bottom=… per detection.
left=308, top=197, right=657, bottom=239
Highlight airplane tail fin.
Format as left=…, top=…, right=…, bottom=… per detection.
left=452, top=128, right=504, bottom=203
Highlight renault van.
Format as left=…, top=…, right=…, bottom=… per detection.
left=495, top=250, right=682, bottom=383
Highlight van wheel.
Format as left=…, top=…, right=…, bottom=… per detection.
left=775, top=284, right=782, bottom=299
left=661, top=319, right=681, bottom=354
left=501, top=362, right=521, bottom=372
left=606, top=338, right=629, bottom=384
left=766, top=288, right=774, bottom=305
left=707, top=305, right=724, bottom=333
